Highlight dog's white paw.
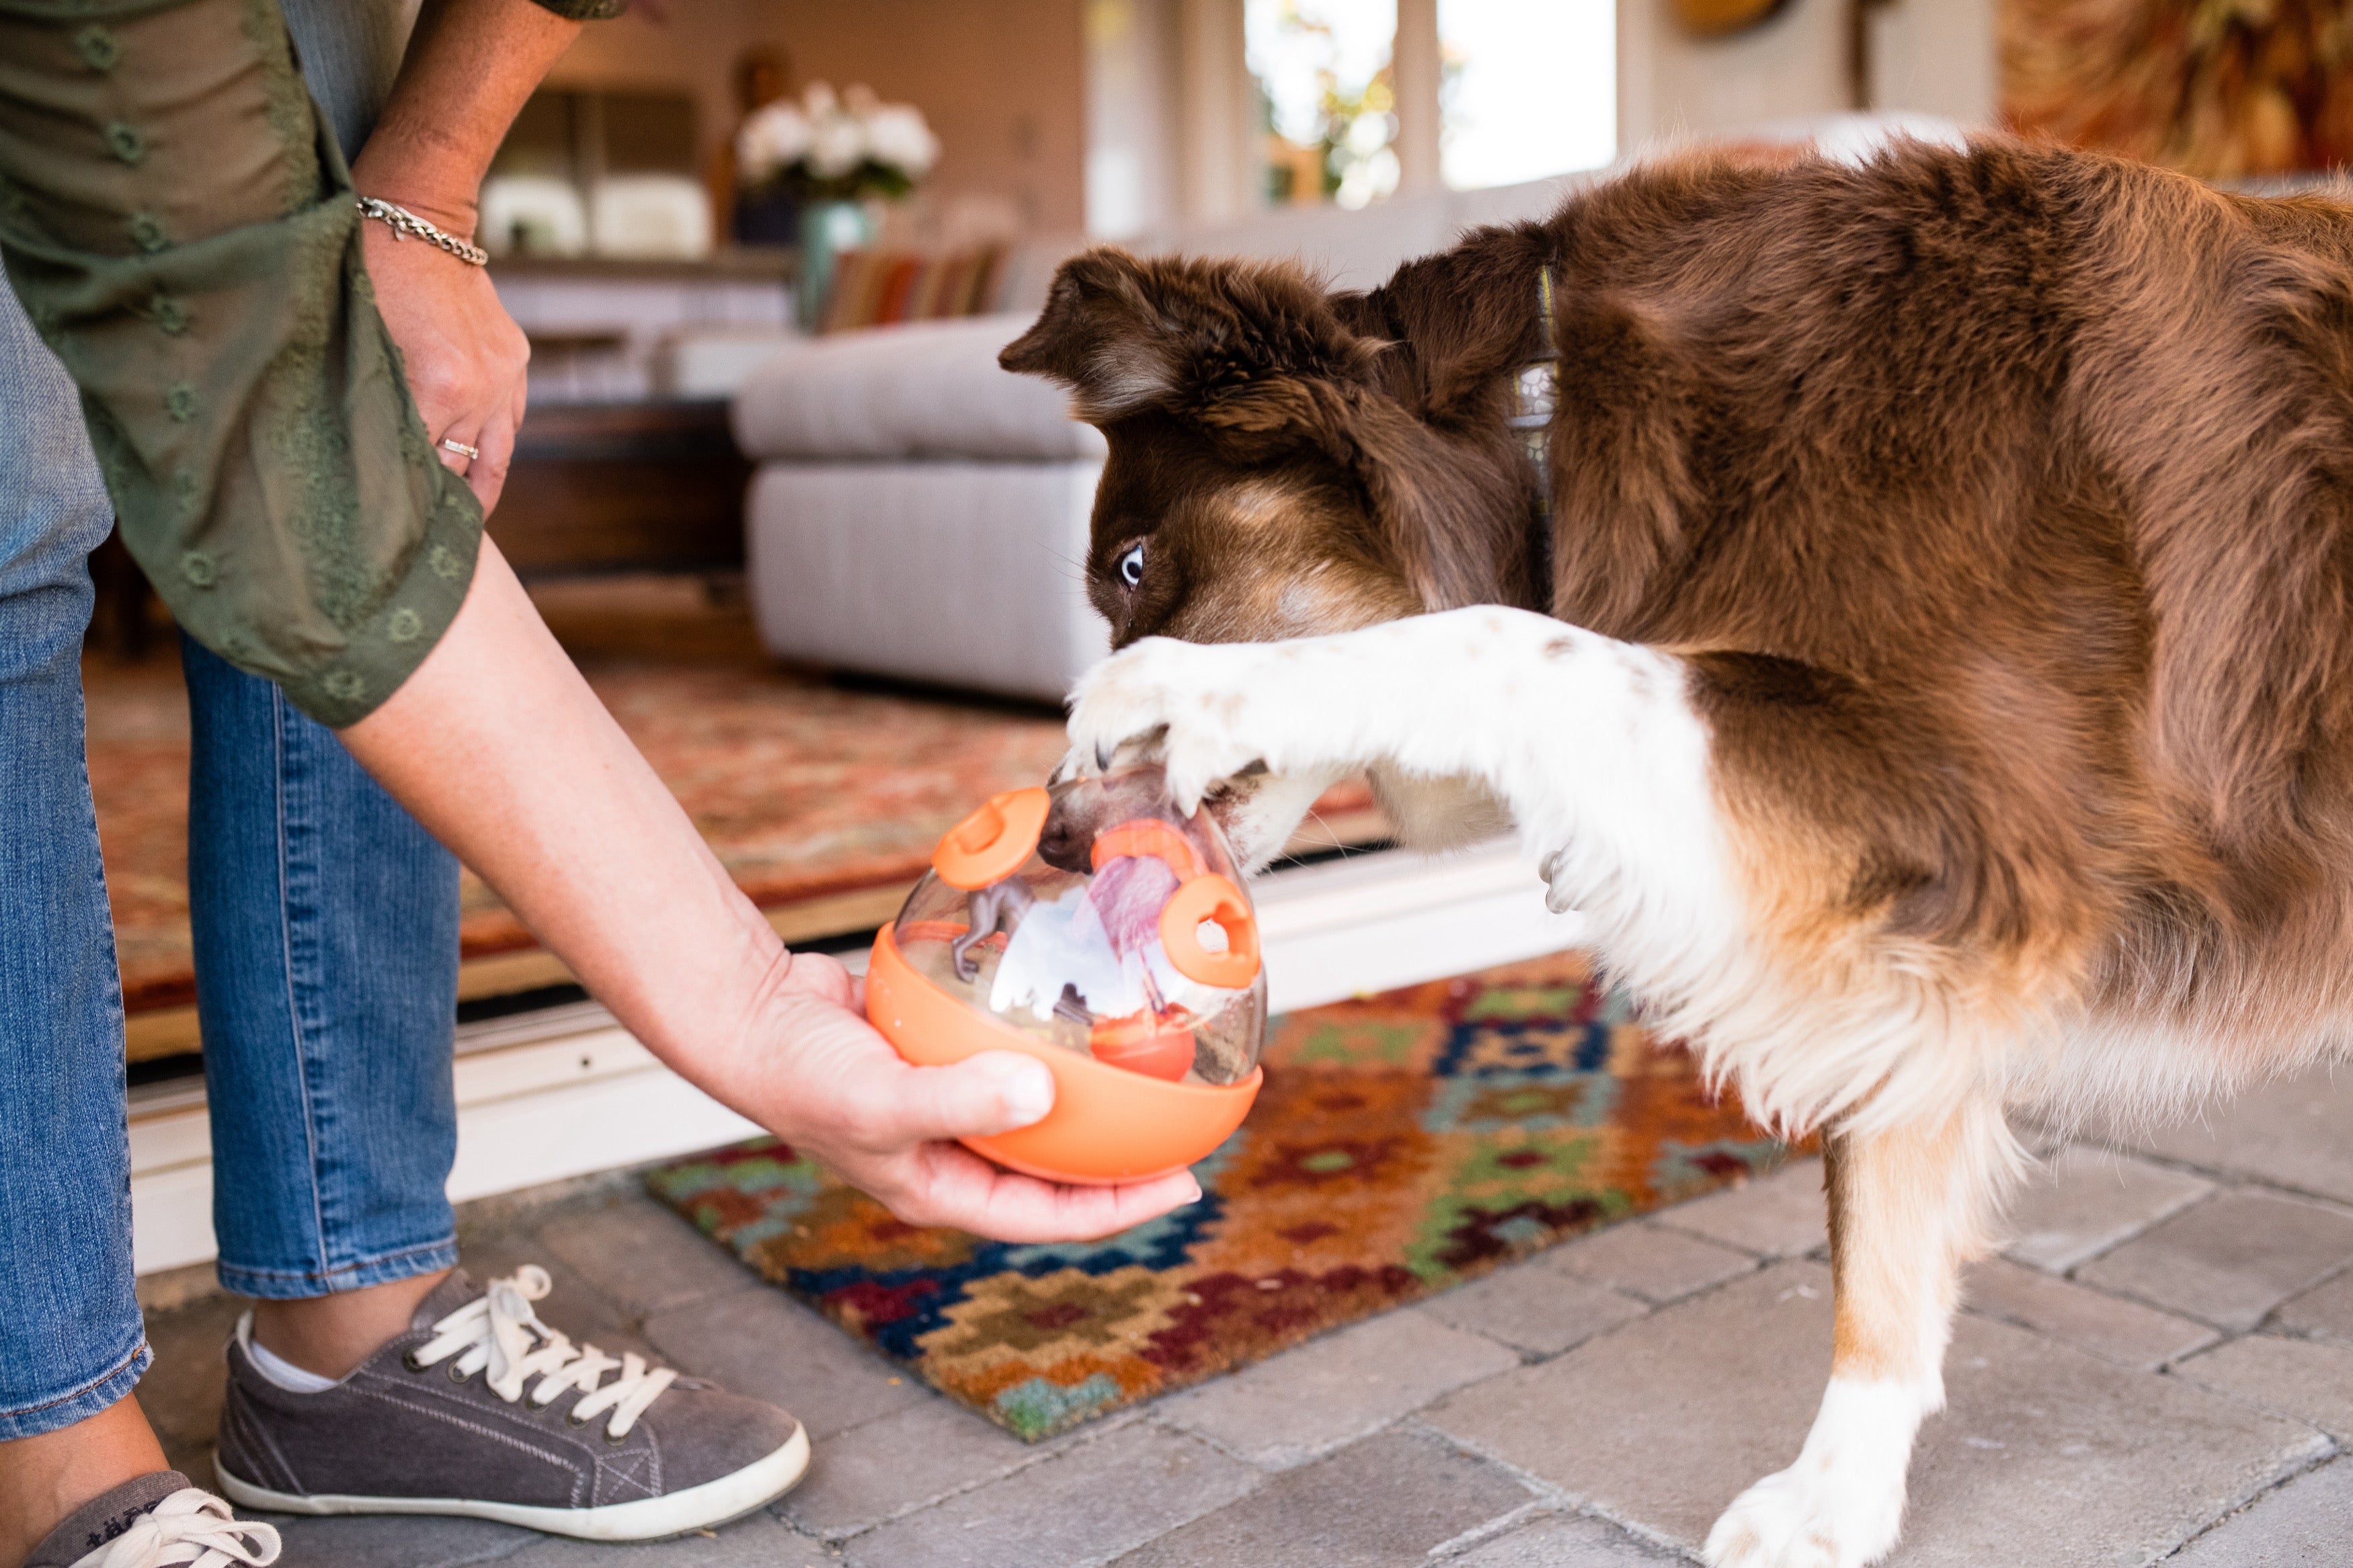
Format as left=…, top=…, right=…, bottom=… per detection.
left=1702, top=1460, right=1905, bottom=1568
left=1703, top=1379, right=1923, bottom=1568
left=1066, top=638, right=1283, bottom=811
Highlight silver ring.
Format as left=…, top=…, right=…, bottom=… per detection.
left=440, top=437, right=481, bottom=461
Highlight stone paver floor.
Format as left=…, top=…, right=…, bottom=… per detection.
left=135, top=1064, right=2353, bottom=1567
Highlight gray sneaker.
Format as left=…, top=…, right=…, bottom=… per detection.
left=212, top=1267, right=808, bottom=1540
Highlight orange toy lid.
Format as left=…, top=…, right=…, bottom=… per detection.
left=932, top=787, right=1051, bottom=890
left=1158, top=874, right=1259, bottom=989
left=1090, top=816, right=1207, bottom=879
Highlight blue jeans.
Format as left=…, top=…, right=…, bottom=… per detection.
left=185, top=633, right=462, bottom=1301
left=0, top=256, right=147, bottom=1443
left=0, top=0, right=460, bottom=1442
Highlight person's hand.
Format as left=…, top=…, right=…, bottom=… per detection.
left=353, top=191, right=529, bottom=513
left=339, top=0, right=580, bottom=511
left=727, top=950, right=1203, bottom=1241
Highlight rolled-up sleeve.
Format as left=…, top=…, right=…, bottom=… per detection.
left=0, top=0, right=482, bottom=727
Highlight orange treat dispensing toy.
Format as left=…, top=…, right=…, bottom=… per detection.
left=865, top=766, right=1265, bottom=1185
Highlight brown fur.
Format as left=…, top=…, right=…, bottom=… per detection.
left=1002, top=137, right=2353, bottom=1554
left=1002, top=136, right=2353, bottom=1077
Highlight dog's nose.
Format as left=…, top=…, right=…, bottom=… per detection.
left=1037, top=791, right=1101, bottom=872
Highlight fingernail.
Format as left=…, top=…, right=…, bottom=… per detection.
left=1004, top=1063, right=1055, bottom=1126
left=1182, top=1175, right=1203, bottom=1203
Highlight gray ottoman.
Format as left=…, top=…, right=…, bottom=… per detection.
left=732, top=314, right=1109, bottom=702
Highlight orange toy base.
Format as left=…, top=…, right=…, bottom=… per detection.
left=865, top=924, right=1261, bottom=1186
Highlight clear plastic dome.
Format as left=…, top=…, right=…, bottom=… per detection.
left=887, top=766, right=1265, bottom=1087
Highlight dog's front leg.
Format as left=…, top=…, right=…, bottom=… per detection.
left=1705, top=1098, right=2016, bottom=1568
left=1064, top=608, right=1730, bottom=934
left=1065, top=608, right=1634, bottom=812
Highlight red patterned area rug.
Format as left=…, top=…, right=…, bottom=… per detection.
left=648, top=951, right=1787, bottom=1442
left=81, top=582, right=1077, bottom=1013
left=85, top=581, right=1381, bottom=1019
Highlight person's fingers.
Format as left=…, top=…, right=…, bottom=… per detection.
left=859, top=1050, right=1056, bottom=1147
left=409, top=345, right=477, bottom=470
left=431, top=416, right=484, bottom=479
left=1013, top=1168, right=1203, bottom=1239
left=467, top=403, right=518, bottom=513
left=1096, top=1169, right=1206, bottom=1227
left=748, top=968, right=1204, bottom=1242
left=872, top=1149, right=1201, bottom=1241
left=781, top=948, right=856, bottom=1008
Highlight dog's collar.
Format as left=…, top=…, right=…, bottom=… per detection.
left=1506, top=264, right=1560, bottom=600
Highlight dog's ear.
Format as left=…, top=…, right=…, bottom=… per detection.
left=1176, top=355, right=1525, bottom=606
left=1347, top=395, right=1528, bottom=611
left=999, top=248, right=1185, bottom=419
left=1001, top=247, right=1386, bottom=424
left=1188, top=374, right=1523, bottom=612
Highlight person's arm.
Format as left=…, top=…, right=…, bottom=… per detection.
left=340, top=539, right=1202, bottom=1239
left=347, top=0, right=582, bottom=512
left=341, top=7, right=1199, bottom=1238
left=0, top=0, right=1193, bottom=1239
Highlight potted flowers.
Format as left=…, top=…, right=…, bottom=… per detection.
left=737, top=83, right=941, bottom=327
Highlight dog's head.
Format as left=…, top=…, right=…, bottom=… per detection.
left=1002, top=247, right=1531, bottom=867
left=1000, top=247, right=1535, bottom=650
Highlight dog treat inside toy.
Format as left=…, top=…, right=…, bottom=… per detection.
left=863, top=766, right=1265, bottom=1184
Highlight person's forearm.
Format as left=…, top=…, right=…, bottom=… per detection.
left=340, top=542, right=1199, bottom=1242
left=339, top=5, right=752, bottom=1045
left=339, top=539, right=783, bottom=1085
left=351, top=0, right=584, bottom=236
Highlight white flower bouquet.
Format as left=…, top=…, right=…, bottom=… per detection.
left=736, top=83, right=941, bottom=202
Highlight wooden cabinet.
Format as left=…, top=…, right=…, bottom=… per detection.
left=489, top=399, right=750, bottom=578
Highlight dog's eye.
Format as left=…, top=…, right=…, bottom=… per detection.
left=1117, top=542, right=1146, bottom=589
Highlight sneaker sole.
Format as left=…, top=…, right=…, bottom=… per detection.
left=214, top=1421, right=809, bottom=1541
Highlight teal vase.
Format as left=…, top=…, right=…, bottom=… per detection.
left=797, top=199, right=879, bottom=330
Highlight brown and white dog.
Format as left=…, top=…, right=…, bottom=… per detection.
left=1002, top=136, right=2353, bottom=1567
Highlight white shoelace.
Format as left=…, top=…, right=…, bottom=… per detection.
left=407, top=1266, right=677, bottom=1439
left=72, top=1489, right=279, bottom=1568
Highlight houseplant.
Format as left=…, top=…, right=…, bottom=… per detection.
left=736, top=82, right=941, bottom=327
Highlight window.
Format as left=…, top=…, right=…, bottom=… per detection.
left=1437, top=0, right=1615, bottom=190
left=1246, top=0, right=1400, bottom=209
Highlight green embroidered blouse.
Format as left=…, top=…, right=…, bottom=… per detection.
left=0, top=0, right=610, bottom=725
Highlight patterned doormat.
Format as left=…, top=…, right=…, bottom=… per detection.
left=647, top=950, right=1787, bottom=1442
